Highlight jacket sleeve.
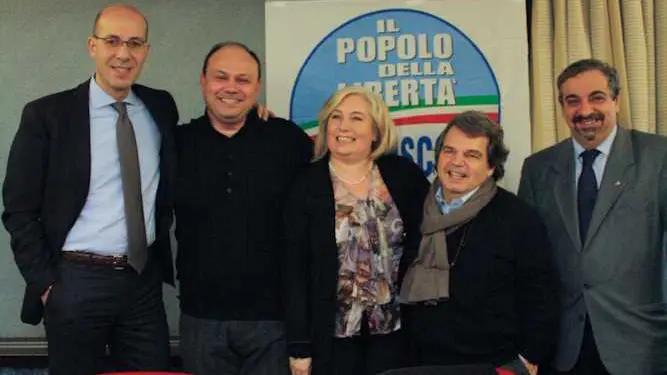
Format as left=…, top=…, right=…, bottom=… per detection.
left=514, top=206, right=559, bottom=364
left=2, top=101, right=56, bottom=296
left=282, top=175, right=313, bottom=358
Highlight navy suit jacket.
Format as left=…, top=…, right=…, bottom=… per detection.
left=2, top=81, right=179, bottom=325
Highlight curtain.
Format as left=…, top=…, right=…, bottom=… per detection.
left=530, top=0, right=667, bottom=151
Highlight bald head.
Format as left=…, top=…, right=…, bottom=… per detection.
left=87, top=3, right=151, bottom=100
left=93, top=4, right=149, bottom=40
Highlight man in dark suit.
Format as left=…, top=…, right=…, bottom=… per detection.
left=2, top=4, right=178, bottom=375
left=519, top=58, right=667, bottom=374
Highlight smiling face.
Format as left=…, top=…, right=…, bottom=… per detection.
left=87, top=5, right=149, bottom=101
left=200, top=45, right=261, bottom=131
left=437, top=126, right=494, bottom=202
left=560, top=69, right=620, bottom=149
left=325, top=94, right=376, bottom=163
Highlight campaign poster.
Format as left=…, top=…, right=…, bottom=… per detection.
left=266, top=0, right=529, bottom=190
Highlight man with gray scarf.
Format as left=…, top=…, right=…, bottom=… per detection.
left=401, top=111, right=558, bottom=375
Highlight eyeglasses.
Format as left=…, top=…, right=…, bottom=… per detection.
left=92, top=35, right=148, bottom=50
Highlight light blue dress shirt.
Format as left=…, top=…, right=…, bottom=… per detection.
left=435, top=185, right=479, bottom=215
left=62, top=78, right=161, bottom=255
left=572, top=125, right=618, bottom=188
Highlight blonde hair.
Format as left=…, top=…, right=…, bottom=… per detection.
left=312, top=86, right=398, bottom=161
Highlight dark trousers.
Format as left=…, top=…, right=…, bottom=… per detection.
left=546, top=317, right=609, bottom=375
left=328, top=330, right=406, bottom=375
left=179, top=314, right=288, bottom=375
left=44, top=258, right=170, bottom=375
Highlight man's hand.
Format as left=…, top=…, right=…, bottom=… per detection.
left=256, top=104, right=274, bottom=121
left=519, top=356, right=538, bottom=375
left=289, top=357, right=311, bottom=375
left=41, top=285, right=53, bottom=305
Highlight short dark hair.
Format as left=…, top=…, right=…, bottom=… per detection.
left=201, top=41, right=262, bottom=80
left=557, top=58, right=620, bottom=103
left=434, top=111, right=509, bottom=181
left=92, top=5, right=149, bottom=40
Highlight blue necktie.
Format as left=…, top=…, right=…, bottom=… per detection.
left=578, top=149, right=600, bottom=244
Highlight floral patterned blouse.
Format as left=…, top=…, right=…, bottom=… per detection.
left=331, top=165, right=405, bottom=337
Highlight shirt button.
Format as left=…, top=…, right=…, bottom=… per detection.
left=227, top=171, right=233, bottom=177
left=226, top=187, right=232, bottom=194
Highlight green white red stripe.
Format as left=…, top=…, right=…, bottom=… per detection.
left=299, top=95, right=500, bottom=136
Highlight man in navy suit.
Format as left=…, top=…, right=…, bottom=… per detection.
left=2, top=4, right=178, bottom=375
left=519, top=59, right=667, bottom=374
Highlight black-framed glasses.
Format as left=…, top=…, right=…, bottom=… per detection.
left=92, top=35, right=148, bottom=50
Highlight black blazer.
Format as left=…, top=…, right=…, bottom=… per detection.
left=283, top=154, right=429, bottom=372
left=2, top=80, right=179, bottom=325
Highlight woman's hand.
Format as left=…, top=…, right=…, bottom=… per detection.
left=289, top=356, right=312, bottom=375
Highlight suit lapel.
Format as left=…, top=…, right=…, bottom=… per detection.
left=132, top=85, right=174, bottom=232
left=551, top=140, right=582, bottom=252
left=584, top=127, right=634, bottom=247
left=133, top=85, right=165, bottom=133
left=70, top=82, right=92, bottom=211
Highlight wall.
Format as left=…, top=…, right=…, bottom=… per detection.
left=0, top=0, right=266, bottom=350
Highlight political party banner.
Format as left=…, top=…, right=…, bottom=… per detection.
left=266, top=0, right=529, bottom=190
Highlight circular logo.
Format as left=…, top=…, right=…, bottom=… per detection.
left=290, top=9, right=500, bottom=176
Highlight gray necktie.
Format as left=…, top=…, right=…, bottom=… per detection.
left=113, top=102, right=147, bottom=273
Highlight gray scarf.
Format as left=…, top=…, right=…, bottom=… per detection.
left=399, top=177, right=497, bottom=303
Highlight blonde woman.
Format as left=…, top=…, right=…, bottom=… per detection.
left=283, top=86, right=429, bottom=375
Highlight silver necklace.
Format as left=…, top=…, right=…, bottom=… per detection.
left=328, top=162, right=373, bottom=185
